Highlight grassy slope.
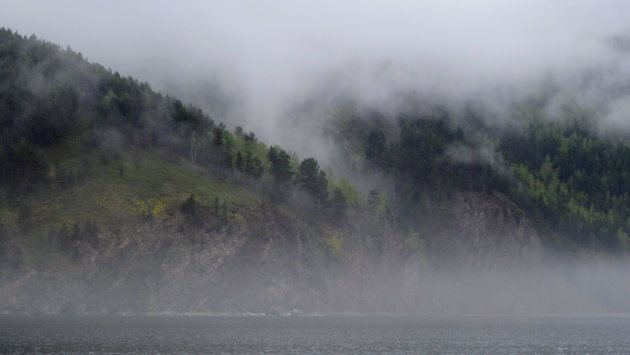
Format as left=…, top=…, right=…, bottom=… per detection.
left=0, top=147, right=264, bottom=269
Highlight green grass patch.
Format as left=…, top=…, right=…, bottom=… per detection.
left=4, top=149, right=263, bottom=265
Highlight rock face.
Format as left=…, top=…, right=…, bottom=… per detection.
left=435, top=190, right=542, bottom=269
left=0, top=190, right=545, bottom=315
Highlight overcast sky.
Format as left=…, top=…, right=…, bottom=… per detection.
left=2, top=1, right=630, bottom=156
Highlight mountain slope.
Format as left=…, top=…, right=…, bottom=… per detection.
left=329, top=101, right=630, bottom=254
left=1, top=28, right=628, bottom=314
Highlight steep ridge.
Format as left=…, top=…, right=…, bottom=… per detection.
left=2, top=28, right=627, bottom=315
left=0, top=187, right=543, bottom=314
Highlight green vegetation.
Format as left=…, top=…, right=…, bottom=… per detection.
left=358, top=104, right=630, bottom=252
left=0, top=28, right=372, bottom=262
left=0, top=150, right=261, bottom=236
left=323, top=231, right=344, bottom=256
left=296, top=158, right=328, bottom=206
left=498, top=113, right=630, bottom=251
left=0, top=27, right=366, bottom=214
left=4, top=26, right=630, bottom=258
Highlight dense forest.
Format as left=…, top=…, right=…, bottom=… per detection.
left=2, top=26, right=630, bottom=257
left=0, top=28, right=357, bottom=217
left=356, top=104, right=630, bottom=253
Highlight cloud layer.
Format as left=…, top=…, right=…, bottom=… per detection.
left=2, top=1, right=630, bottom=156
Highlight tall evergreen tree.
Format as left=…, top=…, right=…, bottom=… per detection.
left=268, top=146, right=294, bottom=199
left=329, top=187, right=348, bottom=216
left=268, top=146, right=293, bottom=185
left=297, top=158, right=328, bottom=204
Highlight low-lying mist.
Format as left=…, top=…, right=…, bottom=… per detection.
left=3, top=2, right=630, bottom=316
left=374, top=256, right=630, bottom=314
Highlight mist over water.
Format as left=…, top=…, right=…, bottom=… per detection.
left=2, top=0, right=630, bottom=324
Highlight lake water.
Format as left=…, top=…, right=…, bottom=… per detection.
left=1, top=315, right=629, bottom=354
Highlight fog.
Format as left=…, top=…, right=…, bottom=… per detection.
left=3, top=1, right=630, bottom=316
left=3, top=1, right=630, bottom=160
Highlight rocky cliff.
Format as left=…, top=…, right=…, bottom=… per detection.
left=0, top=189, right=549, bottom=315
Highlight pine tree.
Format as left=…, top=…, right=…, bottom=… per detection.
left=297, top=158, right=328, bottom=204
left=329, top=187, right=348, bottom=216
left=268, top=146, right=293, bottom=184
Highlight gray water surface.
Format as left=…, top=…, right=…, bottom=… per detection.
left=1, top=315, right=629, bottom=354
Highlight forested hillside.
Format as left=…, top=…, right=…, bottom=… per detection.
left=337, top=103, right=630, bottom=254
left=3, top=27, right=630, bottom=314
left=0, top=28, right=360, bottom=219
left=3, top=26, right=630, bottom=257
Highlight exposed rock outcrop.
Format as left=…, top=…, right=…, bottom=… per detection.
left=0, top=190, right=547, bottom=315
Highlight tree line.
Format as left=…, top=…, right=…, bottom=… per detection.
left=361, top=103, right=630, bottom=253
left=0, top=28, right=352, bottom=217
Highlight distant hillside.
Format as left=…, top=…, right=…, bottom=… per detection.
left=1, top=28, right=629, bottom=314
left=331, top=98, right=630, bottom=254
left=0, top=27, right=368, bottom=224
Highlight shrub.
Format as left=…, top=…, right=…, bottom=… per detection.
left=134, top=197, right=169, bottom=220
left=323, top=231, right=344, bottom=256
